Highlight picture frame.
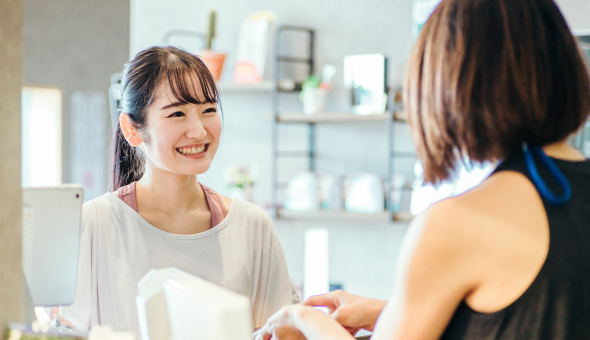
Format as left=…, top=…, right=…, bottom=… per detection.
left=343, top=54, right=388, bottom=115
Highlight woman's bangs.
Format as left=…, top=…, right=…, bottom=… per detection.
left=165, top=62, right=219, bottom=105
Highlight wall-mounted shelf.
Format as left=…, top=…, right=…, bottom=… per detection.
left=217, top=81, right=274, bottom=93
left=277, top=113, right=392, bottom=123
left=279, top=210, right=389, bottom=222
left=278, top=210, right=414, bottom=222
left=217, top=81, right=303, bottom=93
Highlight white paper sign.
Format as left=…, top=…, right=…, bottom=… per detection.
left=71, top=91, right=108, bottom=202
left=233, top=16, right=272, bottom=84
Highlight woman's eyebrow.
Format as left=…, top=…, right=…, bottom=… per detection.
left=160, top=102, right=185, bottom=110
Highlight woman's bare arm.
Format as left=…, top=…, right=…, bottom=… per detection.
left=371, top=202, right=482, bottom=340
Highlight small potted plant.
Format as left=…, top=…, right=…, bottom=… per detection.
left=300, top=64, right=335, bottom=115
left=200, top=10, right=226, bottom=81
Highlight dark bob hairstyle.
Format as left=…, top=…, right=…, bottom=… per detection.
left=404, top=0, right=590, bottom=184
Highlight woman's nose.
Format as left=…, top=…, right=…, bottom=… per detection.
left=186, top=115, right=207, bottom=140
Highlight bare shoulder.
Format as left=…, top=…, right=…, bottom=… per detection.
left=430, top=170, right=540, bottom=224
left=413, top=171, right=543, bottom=272
left=419, top=170, right=546, bottom=258
left=453, top=171, right=543, bottom=222
left=452, top=170, right=547, bottom=237
left=412, top=170, right=549, bottom=311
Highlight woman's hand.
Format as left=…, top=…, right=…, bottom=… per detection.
left=254, top=305, right=306, bottom=340
left=303, top=290, right=386, bottom=335
left=254, top=304, right=354, bottom=340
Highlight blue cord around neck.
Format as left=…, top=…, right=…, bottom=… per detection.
left=523, top=143, right=571, bottom=205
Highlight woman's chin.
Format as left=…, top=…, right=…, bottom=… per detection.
left=152, top=157, right=213, bottom=176
left=176, top=163, right=212, bottom=176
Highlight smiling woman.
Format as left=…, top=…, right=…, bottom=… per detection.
left=58, top=46, right=300, bottom=335
left=112, top=47, right=221, bottom=189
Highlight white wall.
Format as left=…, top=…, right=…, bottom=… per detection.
left=556, top=0, right=590, bottom=32
left=24, top=0, right=130, bottom=186
left=275, top=220, right=409, bottom=300
left=131, top=0, right=418, bottom=208
left=130, top=0, right=590, bottom=208
left=129, top=0, right=590, bottom=298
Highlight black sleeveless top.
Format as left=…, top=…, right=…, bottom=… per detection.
left=440, top=153, right=590, bottom=340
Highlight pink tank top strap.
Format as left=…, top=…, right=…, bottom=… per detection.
left=199, top=183, right=229, bottom=227
left=115, top=182, right=228, bottom=228
left=116, top=181, right=138, bottom=212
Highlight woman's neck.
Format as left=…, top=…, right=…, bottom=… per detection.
left=136, top=165, right=207, bottom=215
left=542, top=141, right=586, bottom=161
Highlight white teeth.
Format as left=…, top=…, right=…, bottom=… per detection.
left=178, top=146, right=206, bottom=155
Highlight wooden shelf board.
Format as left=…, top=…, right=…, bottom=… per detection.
left=277, top=210, right=414, bottom=223
left=217, top=81, right=274, bottom=93
left=277, top=112, right=393, bottom=123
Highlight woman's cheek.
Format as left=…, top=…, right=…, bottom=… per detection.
left=154, top=125, right=180, bottom=160
left=207, top=116, right=223, bottom=140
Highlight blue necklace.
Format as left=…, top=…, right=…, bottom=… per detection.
left=523, top=143, right=571, bottom=205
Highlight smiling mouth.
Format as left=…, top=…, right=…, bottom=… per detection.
left=176, top=144, right=208, bottom=156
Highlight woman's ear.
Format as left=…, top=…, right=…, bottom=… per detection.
left=119, top=113, right=142, bottom=147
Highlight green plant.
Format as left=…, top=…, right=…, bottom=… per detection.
left=206, top=10, right=216, bottom=50
left=301, top=75, right=322, bottom=91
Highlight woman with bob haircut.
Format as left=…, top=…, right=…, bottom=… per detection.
left=58, top=46, right=299, bottom=335
left=255, top=0, right=590, bottom=339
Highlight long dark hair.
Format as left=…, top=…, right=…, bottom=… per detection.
left=110, top=46, right=220, bottom=191
left=404, top=0, right=590, bottom=184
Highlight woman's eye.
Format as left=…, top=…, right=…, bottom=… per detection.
left=203, top=108, right=217, bottom=114
left=167, top=111, right=185, bottom=118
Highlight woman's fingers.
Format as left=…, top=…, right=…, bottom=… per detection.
left=255, top=327, right=304, bottom=340
left=343, top=326, right=360, bottom=335
left=302, top=293, right=338, bottom=310
left=331, top=304, right=369, bottom=331
left=255, top=306, right=303, bottom=340
left=253, top=325, right=272, bottom=340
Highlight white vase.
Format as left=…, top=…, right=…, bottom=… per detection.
left=301, top=88, right=327, bottom=115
